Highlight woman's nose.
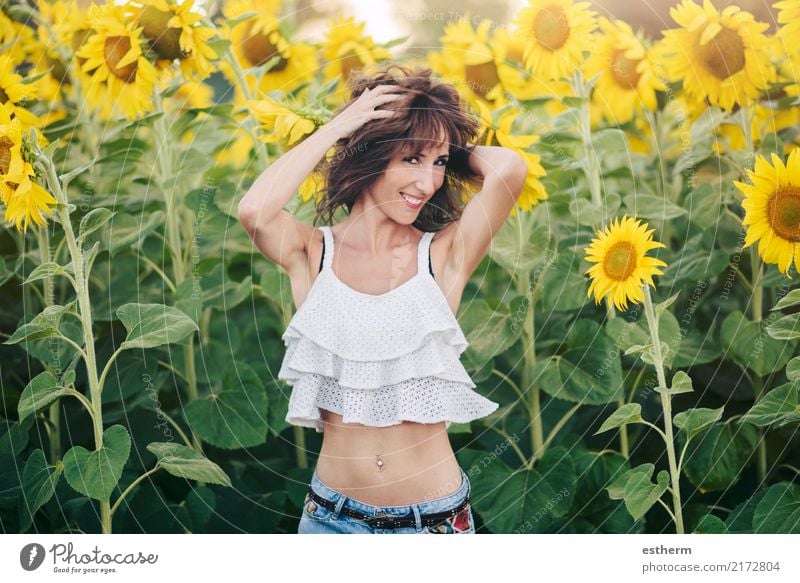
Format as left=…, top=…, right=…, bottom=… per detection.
left=415, top=166, right=438, bottom=195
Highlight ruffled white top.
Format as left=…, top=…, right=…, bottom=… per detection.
left=278, top=225, right=499, bottom=432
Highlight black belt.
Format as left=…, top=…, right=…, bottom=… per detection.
left=306, top=485, right=470, bottom=530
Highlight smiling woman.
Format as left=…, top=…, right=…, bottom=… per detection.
left=238, top=63, right=527, bottom=535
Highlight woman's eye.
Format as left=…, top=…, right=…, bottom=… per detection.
left=404, top=156, right=448, bottom=166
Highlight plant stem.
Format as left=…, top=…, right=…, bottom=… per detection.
left=44, top=156, right=111, bottom=534
left=571, top=70, right=602, bottom=209
left=605, top=303, right=628, bottom=458
left=519, top=268, right=544, bottom=462
left=642, top=285, right=684, bottom=534
left=110, top=467, right=161, bottom=516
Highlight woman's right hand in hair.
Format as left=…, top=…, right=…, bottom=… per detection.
left=326, top=85, right=404, bottom=139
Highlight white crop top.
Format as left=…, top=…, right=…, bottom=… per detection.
left=278, top=225, right=499, bottom=432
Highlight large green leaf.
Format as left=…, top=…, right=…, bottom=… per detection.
left=771, top=289, right=800, bottom=311
left=461, top=298, right=524, bottom=363
left=146, top=442, right=231, bottom=486
left=739, top=382, right=800, bottom=427
left=539, top=252, right=589, bottom=312
left=456, top=446, right=575, bottom=533
left=17, top=371, right=73, bottom=422
left=680, top=422, right=757, bottom=493
left=116, top=303, right=199, bottom=350
left=752, top=482, right=800, bottom=533
left=787, top=357, right=800, bottom=382
left=488, top=217, right=553, bottom=275
left=693, top=514, right=727, bottom=533
left=4, top=303, right=76, bottom=346
left=533, top=319, right=623, bottom=405
left=567, top=451, right=637, bottom=533
left=673, top=407, right=725, bottom=440
left=19, top=449, right=62, bottom=532
left=721, top=310, right=798, bottom=376
left=185, top=362, right=268, bottom=449
left=63, top=425, right=131, bottom=501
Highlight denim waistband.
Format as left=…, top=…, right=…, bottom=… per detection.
left=309, top=467, right=470, bottom=519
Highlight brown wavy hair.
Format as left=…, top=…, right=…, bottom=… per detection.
left=312, top=64, right=482, bottom=231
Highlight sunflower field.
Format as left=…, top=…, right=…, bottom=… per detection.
left=1, top=0, right=800, bottom=535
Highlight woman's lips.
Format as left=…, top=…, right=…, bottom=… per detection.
left=401, top=192, right=424, bottom=208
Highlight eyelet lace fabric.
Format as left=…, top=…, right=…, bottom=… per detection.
left=278, top=225, right=499, bottom=432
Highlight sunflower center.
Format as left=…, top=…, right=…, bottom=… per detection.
left=603, top=241, right=637, bottom=281
left=610, top=49, right=642, bottom=89
left=72, top=28, right=95, bottom=70
left=104, top=36, right=138, bottom=83
left=241, top=24, right=288, bottom=71
left=45, top=54, right=69, bottom=84
left=767, top=187, right=800, bottom=242
left=700, top=27, right=745, bottom=80
left=339, top=49, right=364, bottom=84
left=464, top=61, right=500, bottom=98
left=532, top=6, right=570, bottom=51
left=0, top=136, right=13, bottom=175
left=139, top=6, right=186, bottom=60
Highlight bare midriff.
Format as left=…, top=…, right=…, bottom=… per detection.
left=315, top=409, right=464, bottom=506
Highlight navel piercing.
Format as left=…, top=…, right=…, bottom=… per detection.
left=376, top=452, right=384, bottom=471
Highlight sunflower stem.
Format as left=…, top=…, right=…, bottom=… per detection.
left=43, top=154, right=111, bottom=534
left=605, top=304, right=629, bottom=458
left=152, top=91, right=204, bottom=457
left=571, top=70, right=603, bottom=210
left=642, top=285, right=685, bottom=534
left=518, top=269, right=544, bottom=463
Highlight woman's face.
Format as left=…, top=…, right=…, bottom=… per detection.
left=364, top=137, right=451, bottom=222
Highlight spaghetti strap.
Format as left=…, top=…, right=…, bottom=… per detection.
left=416, top=232, right=435, bottom=279
left=319, top=226, right=334, bottom=271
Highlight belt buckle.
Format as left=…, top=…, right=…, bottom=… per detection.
left=366, top=511, right=401, bottom=529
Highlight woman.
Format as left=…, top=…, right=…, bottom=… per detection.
left=238, top=64, right=528, bottom=533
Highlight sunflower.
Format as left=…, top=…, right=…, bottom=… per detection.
left=775, top=0, right=800, bottom=48
left=132, top=0, right=219, bottom=82
left=474, top=99, right=548, bottom=213
left=733, top=150, right=800, bottom=276
left=427, top=16, right=505, bottom=107
left=221, top=0, right=317, bottom=96
left=75, top=3, right=160, bottom=121
left=0, top=104, right=57, bottom=232
left=250, top=96, right=317, bottom=147
left=321, top=14, right=391, bottom=90
left=585, top=215, right=668, bottom=311
left=659, top=0, right=776, bottom=111
left=583, top=18, right=665, bottom=125
left=512, top=0, right=598, bottom=81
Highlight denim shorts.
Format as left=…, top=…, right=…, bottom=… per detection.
left=298, top=467, right=475, bottom=534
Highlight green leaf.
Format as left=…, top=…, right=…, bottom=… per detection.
left=766, top=314, right=800, bottom=340
left=606, top=464, right=669, bottom=522
left=461, top=298, right=523, bottom=362
left=105, top=210, right=165, bottom=256
left=681, top=422, right=757, bottom=493
left=146, top=442, right=231, bottom=487
left=787, top=357, right=800, bottom=382
left=78, top=208, right=115, bottom=242
left=185, top=363, right=268, bottom=449
left=656, top=370, right=694, bottom=396
left=684, top=182, right=721, bottom=230
left=22, top=262, right=74, bottom=285
left=4, top=303, right=75, bottom=345
left=532, top=320, right=623, bottom=405
left=673, top=407, right=724, bottom=440
left=694, top=514, right=727, bottom=533
left=606, top=309, right=681, bottom=368
left=488, top=218, right=553, bottom=275
left=771, top=289, right=800, bottom=311
left=63, top=425, right=131, bottom=501
left=17, top=371, right=72, bottom=422
left=562, top=96, right=588, bottom=108
left=19, top=449, right=62, bottom=532
left=595, top=403, right=642, bottom=435
left=622, top=192, right=687, bottom=220
left=654, top=292, right=680, bottom=317
left=721, top=310, right=798, bottom=376
left=739, top=382, right=800, bottom=427
left=539, top=252, right=589, bottom=312
left=753, top=482, right=800, bottom=533
left=116, top=303, right=199, bottom=350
